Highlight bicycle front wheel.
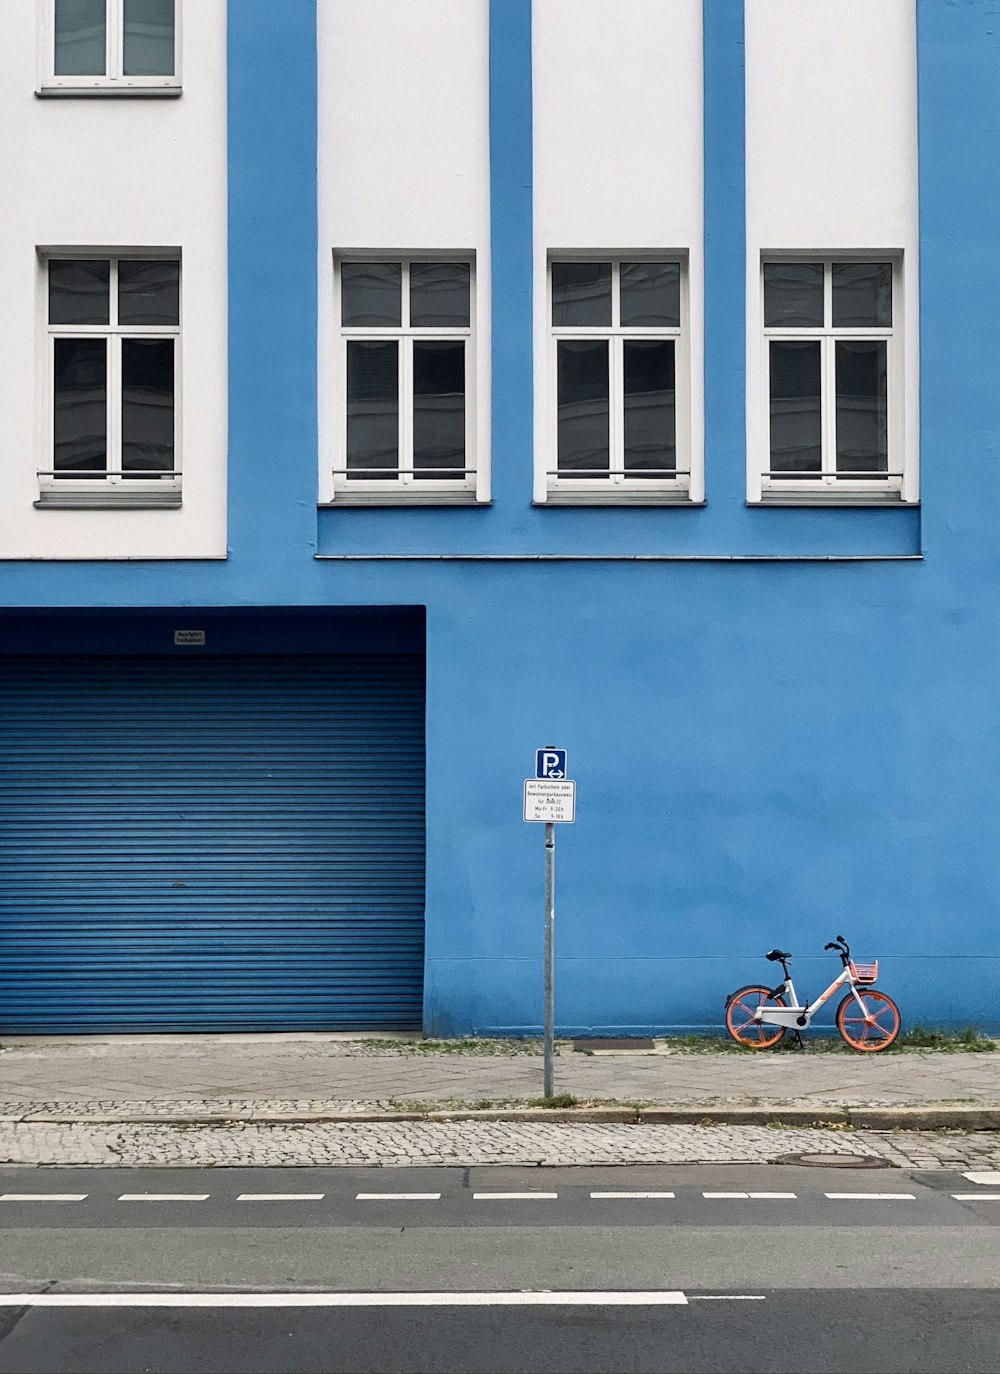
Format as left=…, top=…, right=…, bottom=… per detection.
left=836, top=989, right=901, bottom=1051
left=725, top=985, right=787, bottom=1049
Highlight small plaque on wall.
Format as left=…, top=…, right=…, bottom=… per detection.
left=174, top=630, right=206, bottom=647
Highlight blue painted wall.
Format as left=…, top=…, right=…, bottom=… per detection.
left=2, top=1, right=1000, bottom=1032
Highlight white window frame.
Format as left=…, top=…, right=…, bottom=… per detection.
left=753, top=253, right=912, bottom=505
left=330, top=254, right=482, bottom=506
left=37, top=249, right=182, bottom=509
left=38, top=0, right=182, bottom=95
left=541, top=253, right=693, bottom=506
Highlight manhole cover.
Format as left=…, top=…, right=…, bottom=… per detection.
left=777, top=1152, right=888, bottom=1168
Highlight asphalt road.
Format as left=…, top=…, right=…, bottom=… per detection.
left=0, top=1162, right=997, bottom=1372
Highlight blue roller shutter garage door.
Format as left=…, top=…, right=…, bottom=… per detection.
left=0, top=654, right=425, bottom=1031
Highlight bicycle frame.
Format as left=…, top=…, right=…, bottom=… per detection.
left=754, top=965, right=871, bottom=1029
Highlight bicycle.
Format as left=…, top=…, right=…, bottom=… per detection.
left=725, top=935, right=901, bottom=1052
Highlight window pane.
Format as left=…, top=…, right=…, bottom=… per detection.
left=347, top=341, right=398, bottom=477
left=123, top=0, right=175, bottom=76
left=341, top=263, right=401, bottom=328
left=620, top=263, right=680, bottom=328
left=119, top=260, right=180, bottom=326
left=122, top=339, right=174, bottom=472
left=54, top=0, right=106, bottom=76
left=836, top=341, right=888, bottom=476
left=413, top=341, right=465, bottom=479
left=49, top=260, right=110, bottom=326
left=764, top=263, right=824, bottom=328
left=410, top=263, right=470, bottom=328
left=54, top=338, right=107, bottom=474
left=624, top=340, right=675, bottom=476
left=552, top=263, right=612, bottom=327
left=557, top=340, right=609, bottom=474
left=832, top=262, right=892, bottom=328
left=769, top=341, right=822, bottom=474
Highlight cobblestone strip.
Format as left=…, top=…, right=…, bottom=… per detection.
left=2, top=1120, right=999, bottom=1169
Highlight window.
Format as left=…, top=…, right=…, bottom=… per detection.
left=760, top=258, right=906, bottom=503
left=333, top=258, right=477, bottom=503
left=41, top=0, right=179, bottom=93
left=39, top=255, right=181, bottom=508
left=545, top=258, right=691, bottom=504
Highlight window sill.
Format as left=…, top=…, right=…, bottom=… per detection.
left=540, top=490, right=701, bottom=507
left=35, top=489, right=182, bottom=510
left=323, top=491, right=486, bottom=508
left=752, top=492, right=916, bottom=508
left=36, top=85, right=182, bottom=99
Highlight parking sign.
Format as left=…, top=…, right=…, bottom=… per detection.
left=535, top=748, right=567, bottom=780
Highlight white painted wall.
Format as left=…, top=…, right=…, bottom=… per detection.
left=0, top=0, right=228, bottom=560
left=533, top=0, right=705, bottom=500
left=745, top=0, right=919, bottom=501
left=317, top=0, right=491, bottom=502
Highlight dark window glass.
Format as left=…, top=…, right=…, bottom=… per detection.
left=832, top=262, right=892, bottom=328
left=624, top=340, right=675, bottom=476
left=123, top=0, right=175, bottom=76
left=836, top=341, right=888, bottom=476
left=769, top=341, right=822, bottom=474
left=557, top=340, right=609, bottom=474
left=49, top=260, right=110, bottom=326
left=122, top=339, right=174, bottom=473
left=119, top=260, right=180, bottom=326
left=347, top=341, right=398, bottom=477
left=342, top=263, right=401, bottom=328
left=552, top=263, right=612, bottom=327
left=413, top=341, right=465, bottom=479
left=410, top=263, right=470, bottom=328
left=620, top=262, right=680, bottom=327
left=764, top=263, right=824, bottom=328
left=54, top=338, right=107, bottom=474
left=54, top=0, right=106, bottom=76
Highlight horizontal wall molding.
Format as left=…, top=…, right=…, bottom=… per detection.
left=315, top=554, right=922, bottom=563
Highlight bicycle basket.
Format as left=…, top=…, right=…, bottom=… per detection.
left=849, top=959, right=878, bottom=984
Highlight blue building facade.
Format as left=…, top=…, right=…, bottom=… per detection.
left=1, top=1, right=998, bottom=1033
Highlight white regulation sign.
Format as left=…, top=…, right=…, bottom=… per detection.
left=523, top=779, right=576, bottom=823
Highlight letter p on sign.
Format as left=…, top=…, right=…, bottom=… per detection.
left=536, top=748, right=567, bottom=780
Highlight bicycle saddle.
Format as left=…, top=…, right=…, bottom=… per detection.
left=765, top=949, right=792, bottom=962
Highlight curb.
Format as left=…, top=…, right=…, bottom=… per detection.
left=3, top=1104, right=1000, bottom=1129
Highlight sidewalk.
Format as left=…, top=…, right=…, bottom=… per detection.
left=1, top=1035, right=997, bottom=1125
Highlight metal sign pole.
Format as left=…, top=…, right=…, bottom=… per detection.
left=543, top=820, right=555, bottom=1098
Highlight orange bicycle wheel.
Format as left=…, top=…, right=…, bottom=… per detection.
left=725, top=985, right=788, bottom=1049
left=836, top=989, right=901, bottom=1051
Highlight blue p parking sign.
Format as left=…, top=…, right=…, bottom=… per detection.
left=535, top=748, right=567, bottom=780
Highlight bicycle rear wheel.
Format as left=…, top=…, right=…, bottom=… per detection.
left=725, top=985, right=787, bottom=1049
left=836, top=989, right=901, bottom=1051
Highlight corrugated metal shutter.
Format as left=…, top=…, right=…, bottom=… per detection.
left=0, top=654, right=425, bottom=1031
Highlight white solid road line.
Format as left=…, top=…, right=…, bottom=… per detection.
left=952, top=1194, right=1000, bottom=1201
left=237, top=1194, right=325, bottom=1202
left=117, top=1194, right=210, bottom=1203
left=963, top=1172, right=1000, bottom=1186
left=688, top=1296, right=767, bottom=1301
left=0, top=1194, right=88, bottom=1203
left=0, top=1291, right=690, bottom=1308
left=824, top=1193, right=916, bottom=1201
left=589, top=1192, right=675, bottom=1199
left=355, top=1193, right=442, bottom=1201
left=472, top=1192, right=559, bottom=1201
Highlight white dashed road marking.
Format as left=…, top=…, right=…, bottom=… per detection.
left=824, top=1193, right=915, bottom=1201
left=963, top=1172, right=1000, bottom=1186
left=0, top=1291, right=691, bottom=1308
left=473, top=1192, right=558, bottom=1201
left=237, top=1194, right=325, bottom=1202
left=702, top=1192, right=796, bottom=1200
left=355, top=1193, right=442, bottom=1201
left=590, top=1192, right=675, bottom=1199
left=117, top=1194, right=210, bottom=1203
left=0, top=1194, right=88, bottom=1203
left=952, top=1194, right=1000, bottom=1201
